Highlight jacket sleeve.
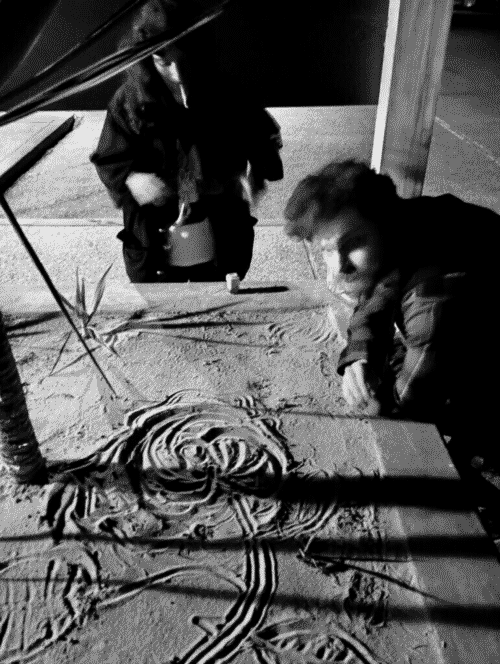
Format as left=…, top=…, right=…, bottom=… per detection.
left=89, top=98, right=141, bottom=208
left=337, top=269, right=401, bottom=377
left=246, top=108, right=284, bottom=182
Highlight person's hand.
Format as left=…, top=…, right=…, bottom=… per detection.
left=240, top=169, right=267, bottom=207
left=342, top=360, right=381, bottom=416
left=249, top=171, right=267, bottom=199
left=125, top=172, right=173, bottom=207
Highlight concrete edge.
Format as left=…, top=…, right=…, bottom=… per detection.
left=0, top=114, right=76, bottom=192
left=0, top=218, right=123, bottom=227
left=370, top=418, right=500, bottom=663
left=0, top=218, right=285, bottom=227
left=0, top=281, right=335, bottom=317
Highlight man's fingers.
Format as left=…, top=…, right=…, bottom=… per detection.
left=343, top=372, right=364, bottom=407
left=342, top=375, right=356, bottom=405
left=350, top=363, right=371, bottom=401
left=342, top=363, right=372, bottom=408
left=344, top=383, right=366, bottom=409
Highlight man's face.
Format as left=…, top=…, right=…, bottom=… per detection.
left=315, top=207, right=383, bottom=301
left=152, top=46, right=184, bottom=82
left=152, top=46, right=193, bottom=106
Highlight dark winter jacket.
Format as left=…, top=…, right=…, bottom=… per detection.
left=90, top=74, right=283, bottom=210
left=338, top=193, right=499, bottom=375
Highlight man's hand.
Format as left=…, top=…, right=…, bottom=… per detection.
left=342, top=360, right=381, bottom=416
left=240, top=168, right=267, bottom=208
left=125, top=172, right=173, bottom=207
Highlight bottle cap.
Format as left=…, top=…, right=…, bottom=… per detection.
left=226, top=273, right=240, bottom=293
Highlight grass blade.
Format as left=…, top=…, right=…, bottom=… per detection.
left=59, top=293, right=76, bottom=314
left=49, top=330, right=73, bottom=376
left=88, top=262, right=114, bottom=322
left=74, top=268, right=84, bottom=320
left=75, top=267, right=80, bottom=305
left=93, top=329, right=119, bottom=356
left=81, top=275, right=87, bottom=317
left=100, top=320, right=130, bottom=336
left=74, top=270, right=89, bottom=324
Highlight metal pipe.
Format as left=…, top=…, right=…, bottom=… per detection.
left=0, top=2, right=229, bottom=128
left=0, top=0, right=149, bottom=107
left=0, top=192, right=117, bottom=397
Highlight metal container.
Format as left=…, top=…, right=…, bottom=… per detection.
left=164, top=203, right=216, bottom=267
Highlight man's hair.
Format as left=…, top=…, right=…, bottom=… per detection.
left=284, top=159, right=398, bottom=241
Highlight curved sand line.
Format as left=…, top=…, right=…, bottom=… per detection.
left=12, top=390, right=377, bottom=663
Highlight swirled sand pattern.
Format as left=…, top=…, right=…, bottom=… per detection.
left=46, top=390, right=301, bottom=544
left=177, top=494, right=278, bottom=664
left=34, top=390, right=376, bottom=663
left=267, top=309, right=340, bottom=347
left=252, top=616, right=381, bottom=664
left=0, top=547, right=101, bottom=664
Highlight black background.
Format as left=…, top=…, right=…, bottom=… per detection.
left=2, top=0, right=390, bottom=109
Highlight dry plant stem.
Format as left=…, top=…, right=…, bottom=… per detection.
left=0, top=192, right=117, bottom=397
left=0, top=311, right=47, bottom=484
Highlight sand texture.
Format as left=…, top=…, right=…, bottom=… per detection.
left=0, top=293, right=446, bottom=664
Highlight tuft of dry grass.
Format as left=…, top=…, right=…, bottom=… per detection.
left=49, top=263, right=116, bottom=375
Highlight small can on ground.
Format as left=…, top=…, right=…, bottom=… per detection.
left=226, top=273, right=240, bottom=294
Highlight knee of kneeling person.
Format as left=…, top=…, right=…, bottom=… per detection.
left=393, top=375, right=450, bottom=424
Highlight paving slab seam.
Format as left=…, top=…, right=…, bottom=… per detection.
left=435, top=115, right=500, bottom=168
left=0, top=218, right=286, bottom=226
left=0, top=218, right=123, bottom=226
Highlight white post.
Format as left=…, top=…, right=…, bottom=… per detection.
left=371, top=0, right=455, bottom=198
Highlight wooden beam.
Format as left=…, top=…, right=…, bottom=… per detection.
left=371, top=0, right=454, bottom=198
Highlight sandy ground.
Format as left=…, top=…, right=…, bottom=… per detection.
left=2, top=24, right=500, bottom=660
left=0, top=287, right=452, bottom=664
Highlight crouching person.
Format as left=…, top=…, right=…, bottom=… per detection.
left=283, top=159, right=498, bottom=464
left=90, top=0, right=283, bottom=283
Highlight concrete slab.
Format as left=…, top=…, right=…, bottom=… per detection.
left=1, top=101, right=498, bottom=233
left=0, top=226, right=313, bottom=293
left=0, top=112, right=75, bottom=191
left=0, top=107, right=377, bottom=223
left=1, top=284, right=499, bottom=663
left=371, top=418, right=500, bottom=664
left=0, top=111, right=111, bottom=219
left=260, top=106, right=376, bottom=223
left=0, top=280, right=336, bottom=317
left=427, top=112, right=500, bottom=211
left=437, top=24, right=500, bottom=165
